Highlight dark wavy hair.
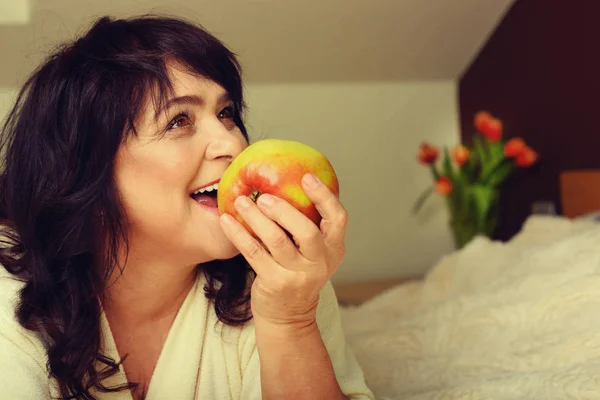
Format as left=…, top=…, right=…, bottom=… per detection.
left=0, top=15, right=254, bottom=399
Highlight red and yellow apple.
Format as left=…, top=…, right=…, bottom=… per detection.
left=217, top=139, right=340, bottom=236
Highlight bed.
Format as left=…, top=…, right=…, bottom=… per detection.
left=339, top=170, right=600, bottom=400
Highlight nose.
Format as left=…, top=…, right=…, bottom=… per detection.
left=204, top=122, right=245, bottom=162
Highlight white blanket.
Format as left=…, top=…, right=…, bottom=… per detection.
left=341, top=215, right=600, bottom=400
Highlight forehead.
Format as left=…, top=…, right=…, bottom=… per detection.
left=136, top=62, right=230, bottom=126
left=164, top=61, right=228, bottom=99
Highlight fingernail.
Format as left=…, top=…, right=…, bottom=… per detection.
left=235, top=196, right=252, bottom=210
left=257, top=194, right=274, bottom=208
left=303, top=173, right=319, bottom=189
left=220, top=213, right=234, bottom=225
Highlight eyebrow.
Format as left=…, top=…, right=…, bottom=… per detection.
left=154, top=93, right=232, bottom=121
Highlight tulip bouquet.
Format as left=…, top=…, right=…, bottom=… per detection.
left=414, top=111, right=538, bottom=249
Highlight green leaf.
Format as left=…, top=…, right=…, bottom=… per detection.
left=473, top=135, right=488, bottom=165
left=442, top=146, right=454, bottom=180
left=430, top=164, right=440, bottom=181
left=479, top=141, right=508, bottom=181
left=480, top=157, right=503, bottom=184
left=487, top=162, right=516, bottom=186
left=489, top=140, right=505, bottom=161
left=463, top=155, right=477, bottom=182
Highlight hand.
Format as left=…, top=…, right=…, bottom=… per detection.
left=219, top=173, right=348, bottom=330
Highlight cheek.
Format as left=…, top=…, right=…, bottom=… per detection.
left=114, top=144, right=200, bottom=214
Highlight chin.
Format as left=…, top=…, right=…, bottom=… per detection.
left=211, top=245, right=241, bottom=261
left=193, top=237, right=241, bottom=263
left=180, top=215, right=243, bottom=263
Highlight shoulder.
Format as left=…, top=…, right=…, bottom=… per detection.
left=0, top=267, right=53, bottom=398
left=0, top=266, right=26, bottom=328
left=0, top=267, right=49, bottom=371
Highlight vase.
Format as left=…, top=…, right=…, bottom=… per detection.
left=446, top=184, right=499, bottom=249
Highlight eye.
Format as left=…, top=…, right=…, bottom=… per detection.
left=167, top=112, right=192, bottom=130
left=218, top=105, right=237, bottom=130
left=218, top=105, right=234, bottom=120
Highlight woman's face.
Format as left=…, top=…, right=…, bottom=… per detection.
left=113, top=63, right=248, bottom=266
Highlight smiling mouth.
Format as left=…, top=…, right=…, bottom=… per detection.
left=190, top=181, right=219, bottom=202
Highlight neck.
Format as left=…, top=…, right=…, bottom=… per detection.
left=101, top=242, right=199, bottom=326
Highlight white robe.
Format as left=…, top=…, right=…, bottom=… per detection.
left=0, top=268, right=374, bottom=399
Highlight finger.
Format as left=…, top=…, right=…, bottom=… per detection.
left=256, top=193, right=326, bottom=263
left=219, top=212, right=281, bottom=277
left=301, top=174, right=348, bottom=251
left=233, top=196, right=301, bottom=265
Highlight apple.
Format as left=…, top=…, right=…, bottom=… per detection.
left=217, top=139, right=340, bottom=236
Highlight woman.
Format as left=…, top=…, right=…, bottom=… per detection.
left=0, top=14, right=373, bottom=400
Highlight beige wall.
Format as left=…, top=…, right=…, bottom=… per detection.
left=244, top=81, right=458, bottom=282
left=0, top=1, right=30, bottom=24
left=0, top=89, right=18, bottom=123
left=0, top=80, right=458, bottom=283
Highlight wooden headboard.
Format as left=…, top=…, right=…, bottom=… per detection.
left=560, top=170, right=600, bottom=218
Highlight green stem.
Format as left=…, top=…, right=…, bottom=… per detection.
left=430, top=164, right=440, bottom=181
left=480, top=157, right=509, bottom=185
left=249, top=189, right=261, bottom=202
left=412, top=186, right=434, bottom=214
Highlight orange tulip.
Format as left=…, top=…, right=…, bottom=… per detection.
left=474, top=111, right=492, bottom=133
left=417, top=142, right=439, bottom=165
left=515, top=146, right=538, bottom=167
left=452, top=145, right=470, bottom=165
left=435, top=176, right=452, bottom=195
left=504, top=137, right=526, bottom=158
left=483, top=118, right=503, bottom=142
left=474, top=111, right=503, bottom=142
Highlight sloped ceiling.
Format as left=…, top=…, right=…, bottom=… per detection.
left=0, top=0, right=514, bottom=86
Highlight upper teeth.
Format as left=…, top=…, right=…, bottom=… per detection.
left=194, top=183, right=219, bottom=195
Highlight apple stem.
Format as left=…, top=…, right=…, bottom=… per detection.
left=250, top=189, right=261, bottom=203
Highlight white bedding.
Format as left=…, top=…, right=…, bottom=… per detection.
left=341, top=215, right=600, bottom=400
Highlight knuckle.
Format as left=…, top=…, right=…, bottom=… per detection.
left=299, top=226, right=322, bottom=244
left=336, top=207, right=349, bottom=226
left=338, top=238, right=348, bottom=252
left=325, top=232, right=346, bottom=253
left=322, top=188, right=337, bottom=204
left=245, top=239, right=264, bottom=259
left=269, top=231, right=291, bottom=251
